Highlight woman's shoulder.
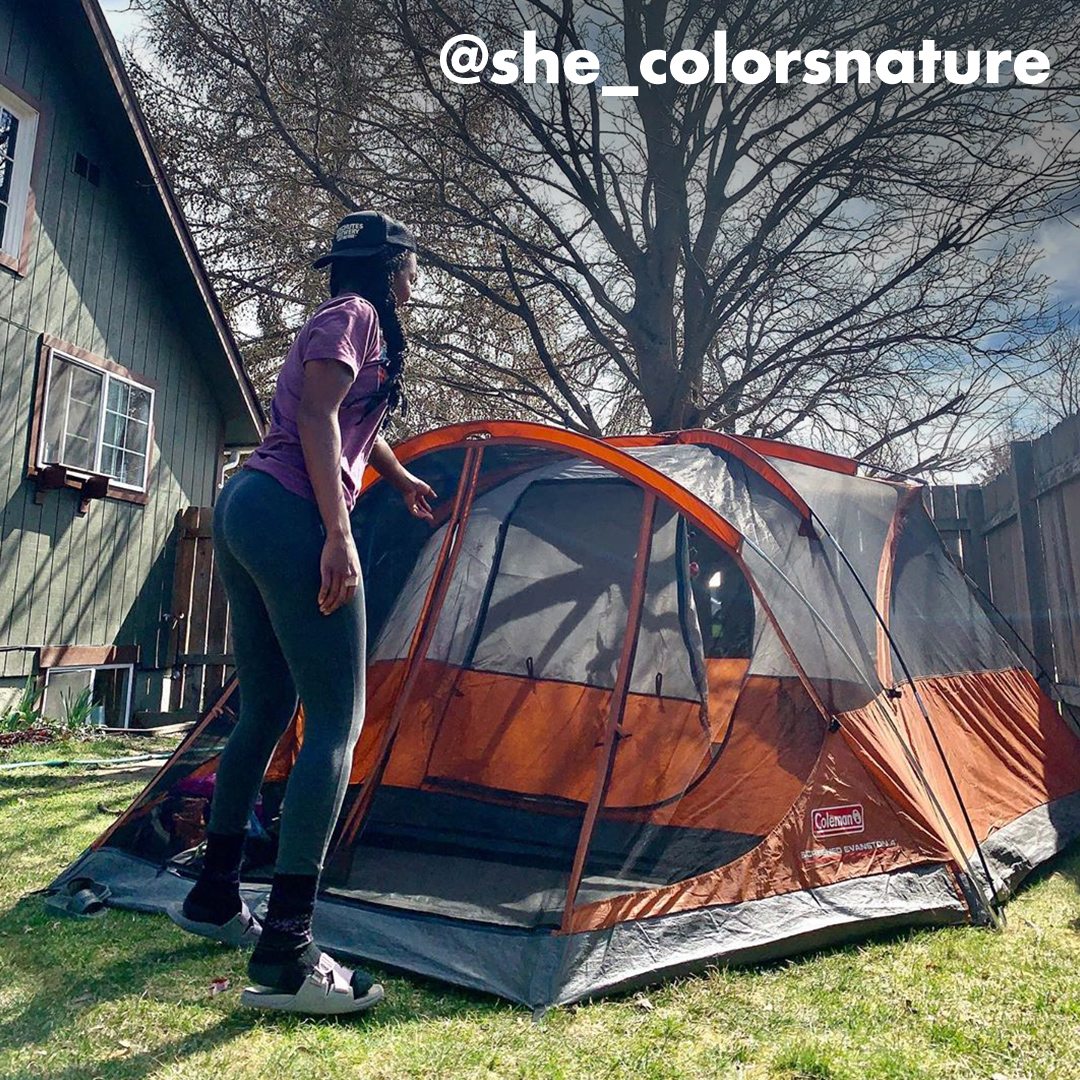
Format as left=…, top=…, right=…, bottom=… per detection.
left=309, top=292, right=378, bottom=324
left=298, top=293, right=381, bottom=367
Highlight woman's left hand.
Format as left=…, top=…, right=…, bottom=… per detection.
left=396, top=471, right=436, bottom=521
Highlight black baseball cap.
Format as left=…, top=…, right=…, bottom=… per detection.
left=313, top=210, right=417, bottom=268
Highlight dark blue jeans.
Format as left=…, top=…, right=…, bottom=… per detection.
left=208, top=468, right=366, bottom=876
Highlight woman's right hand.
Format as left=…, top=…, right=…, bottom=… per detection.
left=318, top=530, right=361, bottom=615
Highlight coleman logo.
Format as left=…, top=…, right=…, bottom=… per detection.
left=811, top=804, right=864, bottom=838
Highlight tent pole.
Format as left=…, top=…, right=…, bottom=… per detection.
left=91, top=675, right=241, bottom=852
left=740, top=534, right=1002, bottom=926
left=810, top=507, right=1005, bottom=925
left=560, top=493, right=657, bottom=932
left=330, top=446, right=485, bottom=859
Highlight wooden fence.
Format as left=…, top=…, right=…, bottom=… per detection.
left=927, top=413, right=1080, bottom=706
left=165, top=414, right=1080, bottom=717
left=166, top=506, right=232, bottom=716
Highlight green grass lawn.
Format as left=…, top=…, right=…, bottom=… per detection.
left=0, top=754, right=1078, bottom=1079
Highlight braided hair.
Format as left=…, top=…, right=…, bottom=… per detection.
left=328, top=250, right=411, bottom=419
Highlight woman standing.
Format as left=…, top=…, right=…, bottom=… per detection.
left=169, top=211, right=435, bottom=1016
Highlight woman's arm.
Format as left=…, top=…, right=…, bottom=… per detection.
left=297, top=360, right=359, bottom=615
left=370, top=434, right=436, bottom=521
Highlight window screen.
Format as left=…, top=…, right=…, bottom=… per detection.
left=40, top=352, right=154, bottom=490
left=0, top=86, right=38, bottom=260
left=42, top=666, right=133, bottom=728
left=469, top=478, right=644, bottom=688
left=100, top=377, right=152, bottom=488
left=685, top=525, right=754, bottom=659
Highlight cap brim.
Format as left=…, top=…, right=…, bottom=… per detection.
left=312, top=242, right=415, bottom=270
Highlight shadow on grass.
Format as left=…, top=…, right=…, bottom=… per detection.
left=0, top=768, right=156, bottom=801
left=0, top=888, right=503, bottom=1075
left=11, top=1017, right=249, bottom=1080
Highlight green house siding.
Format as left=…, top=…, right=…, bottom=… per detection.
left=0, top=0, right=230, bottom=715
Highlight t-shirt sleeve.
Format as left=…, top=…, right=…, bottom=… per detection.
left=301, top=298, right=378, bottom=378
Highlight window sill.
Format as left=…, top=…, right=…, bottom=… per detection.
left=0, top=249, right=28, bottom=277
left=29, top=463, right=148, bottom=514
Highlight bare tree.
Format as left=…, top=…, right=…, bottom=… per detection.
left=1030, top=318, right=1080, bottom=422
left=131, top=0, right=1080, bottom=466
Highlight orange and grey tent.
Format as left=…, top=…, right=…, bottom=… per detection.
left=54, top=421, right=1080, bottom=1007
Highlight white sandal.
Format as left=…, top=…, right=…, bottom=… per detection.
left=167, top=898, right=262, bottom=948
left=241, top=952, right=384, bottom=1016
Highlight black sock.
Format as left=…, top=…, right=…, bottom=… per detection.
left=183, top=830, right=245, bottom=924
left=248, top=873, right=374, bottom=998
left=249, top=872, right=319, bottom=992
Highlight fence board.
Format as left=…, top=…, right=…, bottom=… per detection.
left=930, top=486, right=964, bottom=567
left=167, top=507, right=232, bottom=714
left=925, top=417, right=1080, bottom=696
left=1039, top=476, right=1080, bottom=689
left=959, top=485, right=991, bottom=596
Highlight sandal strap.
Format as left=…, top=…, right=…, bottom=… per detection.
left=313, top=952, right=355, bottom=996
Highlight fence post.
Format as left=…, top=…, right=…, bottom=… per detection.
left=959, top=484, right=991, bottom=596
left=1010, top=440, right=1056, bottom=679
left=167, top=508, right=200, bottom=711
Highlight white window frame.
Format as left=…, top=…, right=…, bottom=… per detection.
left=42, top=663, right=135, bottom=729
left=37, top=348, right=155, bottom=493
left=0, top=83, right=38, bottom=263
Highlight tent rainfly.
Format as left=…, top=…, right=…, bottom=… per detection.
left=53, top=421, right=1080, bottom=1008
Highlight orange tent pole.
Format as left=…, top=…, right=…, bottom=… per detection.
left=360, top=422, right=744, bottom=554
left=91, top=675, right=242, bottom=851
left=560, top=492, right=658, bottom=931
left=332, top=445, right=484, bottom=854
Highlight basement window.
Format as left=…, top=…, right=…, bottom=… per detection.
left=41, top=664, right=134, bottom=729
left=0, top=83, right=38, bottom=269
left=36, top=345, right=154, bottom=493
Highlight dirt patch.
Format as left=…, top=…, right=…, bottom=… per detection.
left=0, top=728, right=56, bottom=749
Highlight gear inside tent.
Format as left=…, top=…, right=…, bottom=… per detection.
left=53, top=422, right=1080, bottom=1008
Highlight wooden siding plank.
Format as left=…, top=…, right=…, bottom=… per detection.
left=147, top=318, right=182, bottom=677
left=143, top=306, right=188, bottom=680
left=3, top=29, right=51, bottom=339
left=116, top=276, right=158, bottom=688
left=36, top=73, right=87, bottom=653
left=55, top=168, right=100, bottom=648
left=0, top=2, right=16, bottom=74
left=0, top=322, right=30, bottom=678
left=15, top=54, right=77, bottom=655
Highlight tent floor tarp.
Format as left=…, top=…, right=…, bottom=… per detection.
left=322, top=787, right=763, bottom=927
left=54, top=789, right=1080, bottom=1006
left=55, top=847, right=970, bottom=1008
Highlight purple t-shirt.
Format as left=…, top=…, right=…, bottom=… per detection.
left=246, top=294, right=388, bottom=510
